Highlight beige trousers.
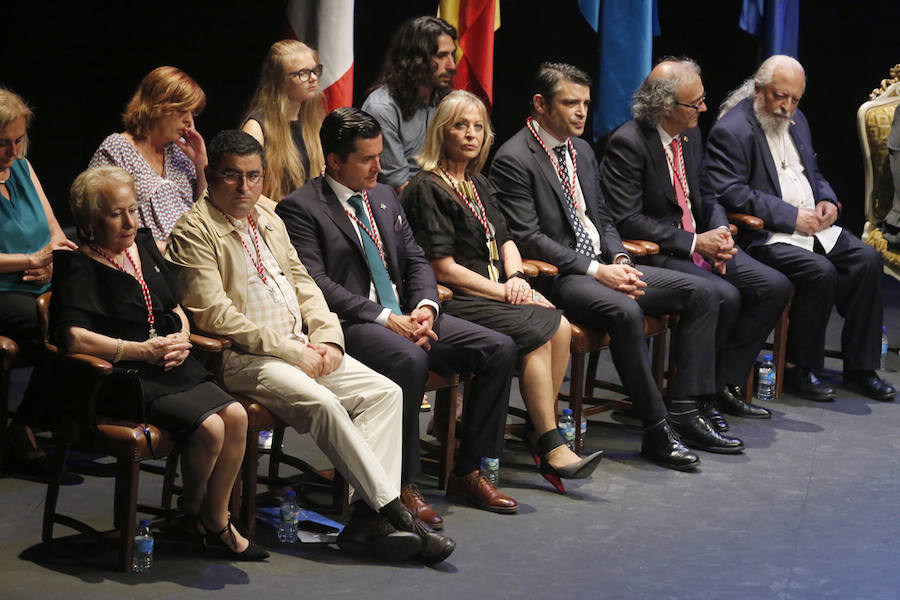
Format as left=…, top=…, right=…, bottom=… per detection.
left=222, top=351, right=402, bottom=510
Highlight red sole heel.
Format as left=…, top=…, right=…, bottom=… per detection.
left=541, top=470, right=566, bottom=494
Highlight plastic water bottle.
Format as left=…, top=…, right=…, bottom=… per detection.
left=578, top=415, right=588, bottom=451
left=258, top=429, right=273, bottom=450
left=880, top=326, right=888, bottom=370
left=557, top=408, right=576, bottom=450
left=278, top=490, right=299, bottom=543
left=480, top=457, right=500, bottom=486
left=132, top=519, right=153, bottom=573
left=758, top=354, right=775, bottom=401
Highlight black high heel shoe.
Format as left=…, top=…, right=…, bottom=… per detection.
left=530, top=430, right=603, bottom=494
left=200, top=515, right=270, bottom=561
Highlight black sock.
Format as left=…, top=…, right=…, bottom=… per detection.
left=377, top=498, right=408, bottom=524
left=668, top=398, right=699, bottom=424
left=452, top=452, right=480, bottom=476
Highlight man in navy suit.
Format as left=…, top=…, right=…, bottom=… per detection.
left=601, top=58, right=791, bottom=429
left=704, top=55, right=894, bottom=401
left=491, top=62, right=743, bottom=470
left=277, top=108, right=519, bottom=527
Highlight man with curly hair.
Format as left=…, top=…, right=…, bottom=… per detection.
left=362, top=16, right=457, bottom=194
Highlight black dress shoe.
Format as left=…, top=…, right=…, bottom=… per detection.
left=698, top=396, right=729, bottom=432
left=640, top=421, right=700, bottom=471
left=718, top=385, right=772, bottom=419
left=783, top=367, right=836, bottom=402
left=672, top=415, right=744, bottom=454
left=337, top=507, right=422, bottom=562
left=843, top=370, right=897, bottom=401
left=387, top=508, right=456, bottom=565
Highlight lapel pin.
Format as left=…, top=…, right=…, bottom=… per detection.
left=790, top=120, right=796, bottom=126
left=380, top=203, right=387, bottom=210
left=154, top=265, right=161, bottom=272
left=683, top=135, right=688, bottom=142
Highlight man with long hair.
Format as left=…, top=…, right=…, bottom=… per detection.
left=362, top=16, right=457, bottom=194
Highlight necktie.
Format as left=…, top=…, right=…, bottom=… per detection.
left=553, top=145, right=595, bottom=258
left=347, top=195, right=402, bottom=314
left=668, top=139, right=709, bottom=270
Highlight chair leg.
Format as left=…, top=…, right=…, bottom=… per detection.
left=666, top=323, right=680, bottom=401
left=585, top=351, right=601, bottom=406
left=568, top=351, right=586, bottom=455
left=41, top=440, right=70, bottom=542
left=744, top=368, right=755, bottom=404
left=160, top=450, right=180, bottom=511
left=435, top=385, right=457, bottom=490
left=651, top=332, right=667, bottom=394
left=241, top=433, right=260, bottom=539
left=116, top=460, right=141, bottom=572
left=773, top=304, right=789, bottom=399
left=268, top=423, right=287, bottom=481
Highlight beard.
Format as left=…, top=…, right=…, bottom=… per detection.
left=753, top=95, right=793, bottom=136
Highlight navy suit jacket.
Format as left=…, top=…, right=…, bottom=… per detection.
left=601, top=120, right=728, bottom=257
left=702, top=97, right=838, bottom=248
left=276, top=176, right=439, bottom=325
left=490, top=125, right=627, bottom=276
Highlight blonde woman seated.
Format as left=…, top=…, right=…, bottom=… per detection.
left=90, top=66, right=208, bottom=252
left=241, top=39, right=326, bottom=207
left=402, top=90, right=602, bottom=492
left=52, top=165, right=267, bottom=561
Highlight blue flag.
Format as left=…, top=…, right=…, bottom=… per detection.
left=739, top=0, right=800, bottom=57
left=579, top=0, right=659, bottom=141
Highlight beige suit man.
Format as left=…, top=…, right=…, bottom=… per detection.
left=165, top=129, right=454, bottom=564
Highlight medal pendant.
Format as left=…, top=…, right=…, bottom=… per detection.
left=148, top=328, right=157, bottom=339
left=270, top=285, right=282, bottom=304
left=487, top=263, right=500, bottom=283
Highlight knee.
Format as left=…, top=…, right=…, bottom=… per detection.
left=860, top=243, right=882, bottom=275
left=222, top=402, right=248, bottom=440
left=393, top=347, right=430, bottom=382
left=194, top=413, right=225, bottom=450
left=493, top=333, right=518, bottom=366
left=555, top=316, right=572, bottom=345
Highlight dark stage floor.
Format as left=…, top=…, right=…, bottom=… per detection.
left=2, top=276, right=899, bottom=600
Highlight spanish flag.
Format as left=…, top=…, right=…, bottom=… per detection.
left=438, top=0, right=501, bottom=110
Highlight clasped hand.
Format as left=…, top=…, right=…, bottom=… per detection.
left=796, top=202, right=837, bottom=235
left=298, top=342, right=344, bottom=378
left=503, top=277, right=554, bottom=308
left=386, top=308, right=439, bottom=350
left=144, top=333, right=191, bottom=371
left=596, top=263, right=647, bottom=299
left=696, top=227, right=737, bottom=274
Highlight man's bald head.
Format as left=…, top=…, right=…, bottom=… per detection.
left=633, top=57, right=705, bottom=132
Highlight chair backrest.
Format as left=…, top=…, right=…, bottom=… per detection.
left=857, top=80, right=900, bottom=224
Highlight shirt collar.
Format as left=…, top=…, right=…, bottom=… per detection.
left=531, top=119, right=567, bottom=151
left=324, top=174, right=361, bottom=209
left=657, top=125, right=678, bottom=147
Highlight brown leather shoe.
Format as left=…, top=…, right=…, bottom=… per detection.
left=400, top=484, right=444, bottom=530
left=447, top=471, right=518, bottom=514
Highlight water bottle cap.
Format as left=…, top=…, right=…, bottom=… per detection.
left=139, top=519, right=151, bottom=526
left=883, top=326, right=887, bottom=331
left=763, top=354, right=772, bottom=361
left=562, top=408, right=573, bottom=415
left=285, top=490, right=297, bottom=498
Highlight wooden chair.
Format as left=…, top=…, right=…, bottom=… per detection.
left=36, top=292, right=179, bottom=572
left=523, top=247, right=670, bottom=455
left=185, top=332, right=350, bottom=538
left=0, top=335, right=19, bottom=472
left=858, top=69, right=900, bottom=281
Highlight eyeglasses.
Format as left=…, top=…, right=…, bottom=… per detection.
left=287, top=64, right=324, bottom=83
left=675, top=96, right=706, bottom=111
left=216, top=170, right=264, bottom=185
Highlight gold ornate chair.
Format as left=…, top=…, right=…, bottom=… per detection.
left=859, top=65, right=900, bottom=281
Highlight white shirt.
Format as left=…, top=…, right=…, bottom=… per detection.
left=324, top=175, right=439, bottom=324
left=531, top=120, right=604, bottom=276
left=763, top=131, right=841, bottom=253
left=657, top=125, right=697, bottom=254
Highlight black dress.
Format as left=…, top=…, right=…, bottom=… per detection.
left=49, top=230, right=232, bottom=440
left=403, top=171, right=561, bottom=354
left=247, top=112, right=310, bottom=175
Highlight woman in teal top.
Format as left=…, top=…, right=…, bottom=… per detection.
left=0, top=88, right=76, bottom=471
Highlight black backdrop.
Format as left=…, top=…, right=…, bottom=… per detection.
left=6, top=0, right=899, bottom=234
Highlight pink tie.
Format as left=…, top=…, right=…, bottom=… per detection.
left=669, top=139, right=710, bottom=270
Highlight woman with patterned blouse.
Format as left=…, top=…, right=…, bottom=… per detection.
left=90, top=66, right=208, bottom=252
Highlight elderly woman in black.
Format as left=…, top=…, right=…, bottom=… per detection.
left=51, top=165, right=266, bottom=560
left=402, top=90, right=602, bottom=492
